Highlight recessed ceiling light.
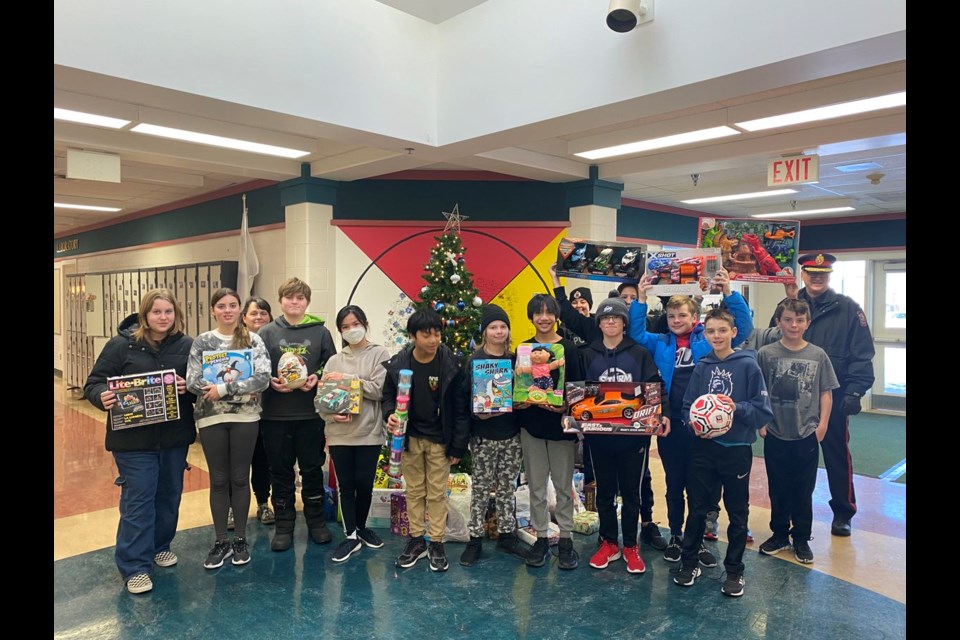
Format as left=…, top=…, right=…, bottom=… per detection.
left=54, top=108, right=131, bottom=129
left=130, top=123, right=311, bottom=159
left=54, top=203, right=123, bottom=212
left=681, top=189, right=797, bottom=205
left=752, top=206, right=855, bottom=219
left=735, top=92, right=906, bottom=132
left=834, top=162, right=883, bottom=173
left=574, top=126, right=740, bottom=160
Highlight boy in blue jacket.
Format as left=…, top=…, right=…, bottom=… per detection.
left=628, top=267, right=752, bottom=563
left=674, top=308, right=773, bottom=597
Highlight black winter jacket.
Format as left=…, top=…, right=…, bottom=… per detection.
left=84, top=314, right=197, bottom=452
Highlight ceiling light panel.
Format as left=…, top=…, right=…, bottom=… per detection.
left=54, top=108, right=130, bottom=129
left=568, top=111, right=736, bottom=159
left=681, top=188, right=797, bottom=204
left=735, top=92, right=906, bottom=132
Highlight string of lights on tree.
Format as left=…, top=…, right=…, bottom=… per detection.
left=415, top=204, right=483, bottom=361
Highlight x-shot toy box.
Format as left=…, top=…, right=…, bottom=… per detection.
left=645, top=248, right=722, bottom=296
left=561, top=381, right=663, bottom=436
left=556, top=237, right=646, bottom=283
left=699, top=217, right=801, bottom=284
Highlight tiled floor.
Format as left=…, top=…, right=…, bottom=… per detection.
left=53, top=377, right=906, bottom=639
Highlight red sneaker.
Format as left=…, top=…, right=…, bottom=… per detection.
left=623, top=545, right=646, bottom=574
left=589, top=540, right=621, bottom=569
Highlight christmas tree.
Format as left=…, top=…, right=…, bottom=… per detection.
left=415, top=206, right=483, bottom=362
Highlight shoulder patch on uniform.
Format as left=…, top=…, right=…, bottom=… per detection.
left=857, top=310, right=868, bottom=327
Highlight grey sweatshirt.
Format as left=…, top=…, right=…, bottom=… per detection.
left=320, top=342, right=391, bottom=447
left=186, top=330, right=272, bottom=429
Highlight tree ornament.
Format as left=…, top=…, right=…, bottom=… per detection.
left=435, top=301, right=445, bottom=312
left=473, top=296, right=483, bottom=307
left=447, top=319, right=456, bottom=327
left=457, top=299, right=466, bottom=310
left=450, top=274, right=461, bottom=284
left=421, top=286, right=429, bottom=294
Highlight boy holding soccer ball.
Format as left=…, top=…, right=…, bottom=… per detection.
left=675, top=308, right=773, bottom=597
left=756, top=299, right=838, bottom=564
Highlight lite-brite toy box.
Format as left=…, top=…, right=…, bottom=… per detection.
left=556, top=237, right=646, bottom=283
left=645, top=248, right=722, bottom=296
left=699, top=217, right=800, bottom=284
left=514, top=343, right=565, bottom=407
left=562, top=381, right=663, bottom=436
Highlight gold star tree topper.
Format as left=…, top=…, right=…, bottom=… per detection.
left=442, top=203, right=469, bottom=233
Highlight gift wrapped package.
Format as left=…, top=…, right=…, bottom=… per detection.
left=573, top=510, right=600, bottom=535
left=390, top=491, right=409, bottom=536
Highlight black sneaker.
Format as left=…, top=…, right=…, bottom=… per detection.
left=674, top=564, right=701, bottom=587
left=427, top=541, right=449, bottom=572
left=396, top=536, right=428, bottom=568
left=663, top=535, right=682, bottom=563
left=640, top=522, right=668, bottom=551
left=332, top=537, right=362, bottom=563
left=525, top=537, right=551, bottom=568
left=698, top=544, right=718, bottom=568
left=557, top=537, right=579, bottom=570
left=204, top=540, right=234, bottom=569
left=231, top=537, right=251, bottom=565
left=759, top=534, right=792, bottom=556
left=460, top=537, right=482, bottom=567
left=831, top=519, right=852, bottom=537
left=309, top=521, right=333, bottom=544
left=793, top=539, right=814, bottom=564
left=357, top=528, right=384, bottom=549
left=721, top=572, right=745, bottom=597
left=496, top=531, right=528, bottom=560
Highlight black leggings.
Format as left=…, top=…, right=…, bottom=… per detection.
left=199, top=421, right=260, bottom=539
left=329, top=445, right=381, bottom=535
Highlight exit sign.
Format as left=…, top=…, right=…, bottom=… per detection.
left=768, top=155, right=819, bottom=186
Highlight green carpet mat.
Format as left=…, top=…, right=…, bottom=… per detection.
left=751, top=411, right=905, bottom=479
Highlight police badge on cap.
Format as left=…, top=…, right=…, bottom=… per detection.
left=798, top=253, right=836, bottom=273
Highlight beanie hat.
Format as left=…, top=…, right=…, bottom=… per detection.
left=595, top=297, right=630, bottom=327
left=480, top=303, right=510, bottom=335
left=570, top=287, right=593, bottom=308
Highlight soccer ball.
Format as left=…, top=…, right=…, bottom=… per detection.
left=688, top=394, right=735, bottom=439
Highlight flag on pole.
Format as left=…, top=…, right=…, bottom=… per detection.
left=237, top=194, right=259, bottom=299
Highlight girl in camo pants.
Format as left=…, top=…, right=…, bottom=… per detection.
left=457, top=304, right=527, bottom=566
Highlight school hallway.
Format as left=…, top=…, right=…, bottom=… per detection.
left=54, top=376, right=906, bottom=639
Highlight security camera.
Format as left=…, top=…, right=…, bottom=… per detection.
left=607, top=0, right=654, bottom=33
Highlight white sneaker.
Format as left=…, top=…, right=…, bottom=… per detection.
left=126, top=573, right=153, bottom=594
left=153, top=550, right=178, bottom=567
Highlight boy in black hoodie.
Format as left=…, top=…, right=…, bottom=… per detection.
left=580, top=296, right=667, bottom=575
left=674, top=308, right=773, bottom=597
left=381, top=308, right=470, bottom=572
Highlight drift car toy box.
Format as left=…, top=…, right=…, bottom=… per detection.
left=314, top=372, right=363, bottom=415
left=471, top=359, right=513, bottom=414
left=556, top=237, right=646, bottom=283
left=699, top=217, right=800, bottom=284
left=107, top=369, right=180, bottom=430
left=561, top=381, right=663, bottom=436
left=645, top=248, right=722, bottom=296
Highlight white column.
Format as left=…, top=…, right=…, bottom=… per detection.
left=568, top=204, right=620, bottom=301
left=284, top=202, right=336, bottom=324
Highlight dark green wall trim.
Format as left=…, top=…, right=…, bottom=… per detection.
left=617, top=205, right=700, bottom=246
left=278, top=175, right=339, bottom=207
left=565, top=178, right=624, bottom=210
left=799, top=218, right=906, bottom=251
left=53, top=185, right=283, bottom=258
left=334, top=180, right=569, bottom=221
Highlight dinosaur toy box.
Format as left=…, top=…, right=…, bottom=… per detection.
left=698, top=218, right=800, bottom=284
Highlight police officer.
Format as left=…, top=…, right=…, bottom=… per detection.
left=772, top=253, right=875, bottom=537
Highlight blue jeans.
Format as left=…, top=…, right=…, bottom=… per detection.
left=112, top=447, right=189, bottom=580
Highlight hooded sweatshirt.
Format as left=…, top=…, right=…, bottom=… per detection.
left=258, top=313, right=337, bottom=420
left=580, top=336, right=668, bottom=452
left=186, top=329, right=272, bottom=429
left=320, top=342, right=391, bottom=447
left=680, top=349, right=774, bottom=446
left=84, top=314, right=196, bottom=452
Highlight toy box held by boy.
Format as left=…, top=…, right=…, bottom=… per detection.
left=645, top=248, right=722, bottom=296
left=107, top=369, right=180, bottom=430
left=699, top=217, right=800, bottom=284
left=562, top=381, right=663, bottom=436
left=471, top=359, right=513, bottom=414
left=513, top=343, right=565, bottom=407
left=314, top=372, right=362, bottom=415
left=556, top=237, right=646, bottom=283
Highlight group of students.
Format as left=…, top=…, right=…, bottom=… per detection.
left=85, top=261, right=851, bottom=600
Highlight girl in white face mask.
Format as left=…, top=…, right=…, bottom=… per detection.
left=316, top=305, right=392, bottom=563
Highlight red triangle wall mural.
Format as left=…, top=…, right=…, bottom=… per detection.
left=339, top=225, right=566, bottom=303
